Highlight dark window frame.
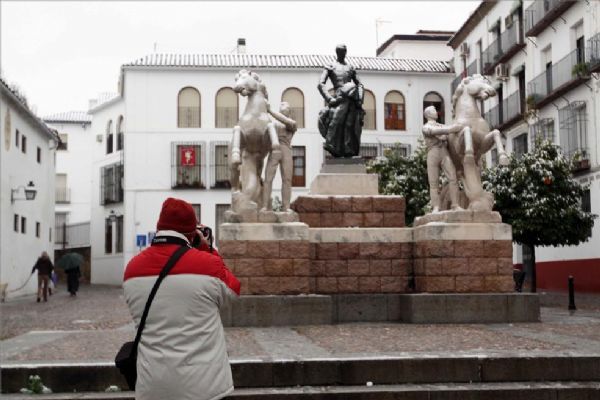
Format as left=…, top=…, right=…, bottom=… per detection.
left=384, top=90, right=406, bottom=130
left=21, top=216, right=26, bottom=234
left=105, top=218, right=113, bottom=254
left=14, top=214, right=19, bottom=232
left=292, top=146, right=306, bottom=187
left=36, top=222, right=41, bottom=238
left=36, top=146, right=41, bottom=163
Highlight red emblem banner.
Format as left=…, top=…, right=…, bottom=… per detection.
left=180, top=146, right=196, bottom=166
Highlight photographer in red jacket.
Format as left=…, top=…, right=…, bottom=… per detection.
left=123, top=198, right=240, bottom=400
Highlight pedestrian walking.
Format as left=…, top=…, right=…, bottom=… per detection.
left=31, top=252, right=53, bottom=303
left=56, top=252, right=84, bottom=297
left=123, top=197, right=240, bottom=400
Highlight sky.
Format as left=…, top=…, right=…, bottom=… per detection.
left=1, top=1, right=479, bottom=116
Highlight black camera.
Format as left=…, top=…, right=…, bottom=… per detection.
left=193, top=225, right=214, bottom=253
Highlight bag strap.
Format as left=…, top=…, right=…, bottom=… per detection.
left=132, top=245, right=190, bottom=349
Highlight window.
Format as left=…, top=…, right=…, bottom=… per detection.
left=292, top=146, right=306, bottom=187
left=512, top=133, right=528, bottom=158
left=281, top=88, right=305, bottom=128
left=211, top=142, right=231, bottom=189
left=384, top=91, right=405, bottom=130
left=106, top=120, right=113, bottom=154
left=172, top=142, right=205, bottom=189
left=21, top=216, right=26, bottom=234
left=530, top=118, right=554, bottom=148
left=423, top=92, right=445, bottom=124
left=360, top=143, right=379, bottom=163
left=56, top=173, right=68, bottom=203
left=37, top=146, right=41, bottom=163
left=178, top=87, right=201, bottom=128
left=582, top=189, right=591, bottom=213
left=191, top=204, right=202, bottom=223
left=559, top=102, right=587, bottom=158
left=49, top=227, right=52, bottom=243
left=215, top=204, right=230, bottom=246
left=363, top=90, right=376, bottom=130
left=36, top=222, right=40, bottom=238
left=116, top=115, right=124, bottom=151
left=116, top=216, right=123, bottom=253
left=574, top=23, right=585, bottom=64
left=100, top=162, right=124, bottom=204
left=14, top=214, right=19, bottom=232
left=57, top=133, right=68, bottom=150
left=55, top=212, right=67, bottom=245
left=15, top=129, right=19, bottom=148
left=21, top=135, right=27, bottom=153
left=215, top=88, right=238, bottom=128
left=105, top=218, right=113, bottom=254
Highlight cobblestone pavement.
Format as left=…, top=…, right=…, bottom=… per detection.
left=1, top=285, right=600, bottom=364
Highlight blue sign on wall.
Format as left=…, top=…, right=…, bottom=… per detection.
left=136, top=234, right=147, bottom=248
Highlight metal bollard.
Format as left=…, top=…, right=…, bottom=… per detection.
left=568, top=275, right=576, bottom=311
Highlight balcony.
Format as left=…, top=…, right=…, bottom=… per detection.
left=482, top=23, right=525, bottom=75
left=484, top=90, right=523, bottom=131
left=587, top=32, right=600, bottom=73
left=524, top=0, right=576, bottom=37
left=527, top=48, right=589, bottom=109
left=55, top=222, right=90, bottom=249
left=55, top=187, right=70, bottom=204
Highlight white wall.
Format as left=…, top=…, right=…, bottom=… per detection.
left=379, top=40, right=453, bottom=62
left=1, top=94, right=56, bottom=298
left=48, top=121, right=93, bottom=225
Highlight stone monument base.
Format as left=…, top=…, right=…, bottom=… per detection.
left=218, top=293, right=540, bottom=326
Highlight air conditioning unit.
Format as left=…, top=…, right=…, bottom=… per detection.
left=96, top=134, right=103, bottom=143
left=496, top=63, right=509, bottom=80
left=460, top=42, right=470, bottom=57
left=505, top=14, right=514, bottom=28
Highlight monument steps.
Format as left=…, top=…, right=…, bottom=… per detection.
left=4, top=381, right=600, bottom=400
left=2, top=355, right=600, bottom=396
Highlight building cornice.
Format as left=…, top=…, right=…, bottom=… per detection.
left=447, top=1, right=497, bottom=49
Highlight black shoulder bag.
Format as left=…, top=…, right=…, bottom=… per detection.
left=115, top=245, right=190, bottom=390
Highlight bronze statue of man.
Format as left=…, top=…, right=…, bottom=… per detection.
left=317, top=44, right=364, bottom=158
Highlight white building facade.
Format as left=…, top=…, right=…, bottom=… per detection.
left=448, top=0, right=600, bottom=292
left=89, top=53, right=453, bottom=284
left=1, top=78, right=58, bottom=298
left=44, top=111, right=93, bottom=251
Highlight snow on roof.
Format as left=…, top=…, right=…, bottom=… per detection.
left=124, top=53, right=450, bottom=73
left=43, top=111, right=91, bottom=124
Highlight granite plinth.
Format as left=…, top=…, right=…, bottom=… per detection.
left=322, top=157, right=367, bottom=173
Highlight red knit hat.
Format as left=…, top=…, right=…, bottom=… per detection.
left=156, top=198, right=198, bottom=233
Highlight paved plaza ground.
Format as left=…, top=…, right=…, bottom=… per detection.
left=2, top=284, right=600, bottom=365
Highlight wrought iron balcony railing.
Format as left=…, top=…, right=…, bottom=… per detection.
left=527, top=48, right=589, bottom=108
left=55, top=187, right=70, bottom=204
left=587, top=32, right=600, bottom=73
left=524, top=0, right=576, bottom=37
left=482, top=23, right=524, bottom=74
left=484, top=90, right=522, bottom=130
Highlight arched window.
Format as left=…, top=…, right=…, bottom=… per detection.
left=106, top=120, right=113, bottom=154
left=215, top=87, right=238, bottom=128
left=116, top=115, right=124, bottom=151
left=363, top=90, right=376, bottom=130
left=178, top=87, right=201, bottom=128
left=423, top=92, right=445, bottom=124
left=281, top=88, right=305, bottom=128
left=384, top=91, right=405, bottom=130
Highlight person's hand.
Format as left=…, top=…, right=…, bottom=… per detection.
left=194, top=228, right=210, bottom=250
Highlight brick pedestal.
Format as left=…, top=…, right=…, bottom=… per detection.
left=291, top=195, right=405, bottom=228
left=413, top=222, right=514, bottom=293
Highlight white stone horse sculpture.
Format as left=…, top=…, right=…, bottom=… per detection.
left=230, top=70, right=281, bottom=212
left=441, top=74, right=509, bottom=211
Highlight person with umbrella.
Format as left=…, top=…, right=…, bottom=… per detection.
left=56, top=252, right=83, bottom=296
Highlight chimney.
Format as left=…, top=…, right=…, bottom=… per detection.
left=237, top=38, right=246, bottom=54
left=89, top=99, right=98, bottom=110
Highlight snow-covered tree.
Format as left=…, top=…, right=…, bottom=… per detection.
left=483, top=139, right=596, bottom=292
left=367, top=142, right=430, bottom=225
